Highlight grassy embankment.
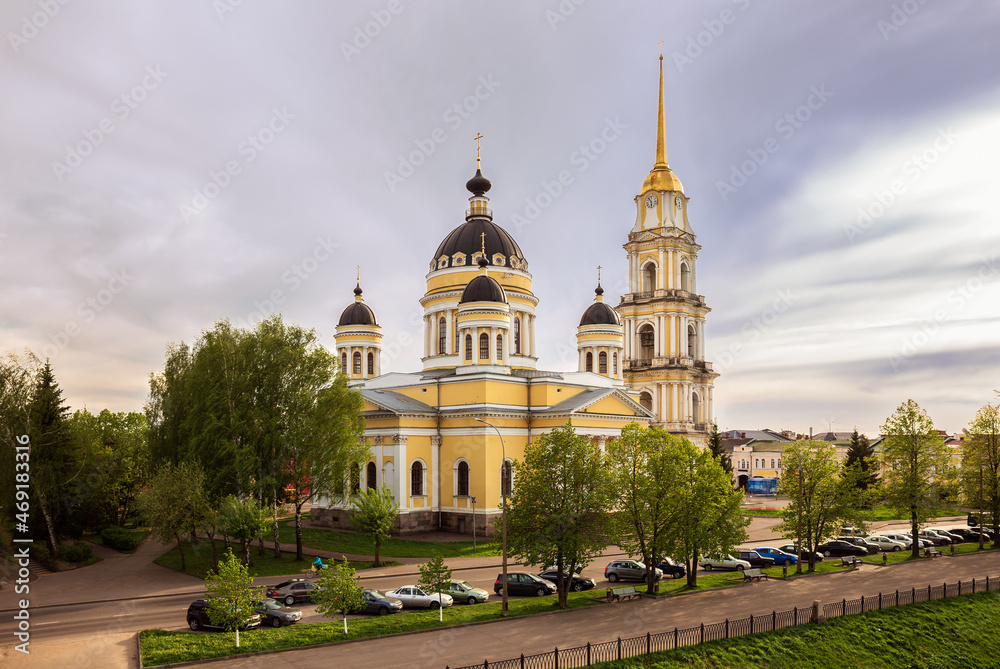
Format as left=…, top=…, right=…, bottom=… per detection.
left=153, top=541, right=401, bottom=578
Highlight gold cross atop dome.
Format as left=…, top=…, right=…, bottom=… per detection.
left=597, top=265, right=602, bottom=284
left=474, top=132, right=483, bottom=168
left=480, top=231, right=486, bottom=256
left=356, top=265, right=360, bottom=283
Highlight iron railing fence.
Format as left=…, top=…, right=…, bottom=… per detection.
left=448, top=574, right=999, bottom=669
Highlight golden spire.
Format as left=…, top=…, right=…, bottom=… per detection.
left=642, top=45, right=684, bottom=194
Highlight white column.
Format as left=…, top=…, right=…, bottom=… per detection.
left=673, top=250, right=680, bottom=289
left=659, top=316, right=667, bottom=358
left=658, top=248, right=665, bottom=290
left=396, top=435, right=408, bottom=509
left=659, top=384, right=667, bottom=423
left=374, top=436, right=383, bottom=485
left=431, top=435, right=441, bottom=511
left=530, top=315, right=536, bottom=355
left=362, top=345, right=369, bottom=379
left=489, top=327, right=496, bottom=364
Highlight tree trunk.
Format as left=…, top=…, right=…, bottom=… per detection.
left=37, top=488, right=60, bottom=560
left=209, top=533, right=219, bottom=573
left=257, top=533, right=265, bottom=556
left=687, top=548, right=698, bottom=588
left=911, top=508, right=919, bottom=558
left=295, top=504, right=304, bottom=561
left=374, top=536, right=381, bottom=568
left=175, top=533, right=186, bottom=571
left=242, top=538, right=251, bottom=567
left=646, top=555, right=657, bottom=594
left=272, top=492, right=282, bottom=559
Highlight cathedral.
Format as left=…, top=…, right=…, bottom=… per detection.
left=311, top=54, right=717, bottom=534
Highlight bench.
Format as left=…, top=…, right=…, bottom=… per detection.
left=924, top=547, right=942, bottom=558
left=840, top=556, right=861, bottom=567
left=607, top=586, right=641, bottom=602
left=741, top=568, right=769, bottom=582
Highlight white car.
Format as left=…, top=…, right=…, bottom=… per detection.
left=881, top=533, right=931, bottom=549
left=699, top=555, right=751, bottom=572
left=869, top=536, right=906, bottom=552
left=385, top=585, right=454, bottom=609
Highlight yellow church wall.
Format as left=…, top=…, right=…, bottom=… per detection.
left=425, top=269, right=534, bottom=295
left=582, top=396, right=637, bottom=415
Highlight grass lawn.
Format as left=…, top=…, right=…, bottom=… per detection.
left=153, top=541, right=401, bottom=579
left=277, top=523, right=500, bottom=559
left=140, top=588, right=601, bottom=666
left=591, top=589, right=1000, bottom=668
left=740, top=503, right=965, bottom=521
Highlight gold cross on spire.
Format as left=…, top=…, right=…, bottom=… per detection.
left=597, top=265, right=602, bottom=284
left=657, top=39, right=663, bottom=57
left=356, top=265, right=360, bottom=283
left=474, top=132, right=483, bottom=168
left=480, top=231, right=486, bottom=256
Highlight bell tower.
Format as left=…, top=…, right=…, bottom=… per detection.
left=619, top=51, right=717, bottom=445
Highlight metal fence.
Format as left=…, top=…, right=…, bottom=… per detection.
left=447, top=575, right=999, bottom=669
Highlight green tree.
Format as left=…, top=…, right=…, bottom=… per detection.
left=608, top=423, right=680, bottom=593
left=218, top=495, right=269, bottom=567
left=314, top=556, right=364, bottom=634
left=961, top=401, right=1000, bottom=546
left=0, top=350, right=41, bottom=557
left=776, top=440, right=869, bottom=572
left=204, top=548, right=259, bottom=648
left=880, top=400, right=953, bottom=558
left=844, top=428, right=878, bottom=491
left=351, top=486, right=399, bottom=567
left=707, top=421, right=733, bottom=476
left=503, top=421, right=612, bottom=607
left=138, top=461, right=208, bottom=571
left=664, top=438, right=749, bottom=587
left=417, top=555, right=453, bottom=621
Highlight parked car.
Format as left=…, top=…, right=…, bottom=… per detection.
left=754, top=547, right=797, bottom=566
left=253, top=599, right=302, bottom=628
left=949, top=528, right=991, bottom=543
left=266, top=579, right=321, bottom=606
left=881, top=533, right=931, bottom=549
left=604, top=560, right=663, bottom=583
left=699, top=555, right=751, bottom=571
left=186, top=599, right=261, bottom=632
left=917, top=530, right=951, bottom=546
left=868, top=536, right=906, bottom=552
left=737, top=550, right=775, bottom=568
left=495, top=572, right=557, bottom=597
left=386, top=585, right=454, bottom=609
left=815, top=541, right=867, bottom=558
left=655, top=557, right=687, bottom=579
left=359, top=589, right=403, bottom=615
left=926, top=528, right=963, bottom=544
left=777, top=544, right=823, bottom=563
left=840, top=526, right=867, bottom=537
left=537, top=570, right=597, bottom=592
left=442, top=580, right=490, bottom=604
left=836, top=536, right=879, bottom=554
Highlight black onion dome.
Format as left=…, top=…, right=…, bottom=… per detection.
left=433, top=219, right=525, bottom=267
left=460, top=275, right=507, bottom=304
left=579, top=287, right=621, bottom=326
left=338, top=285, right=377, bottom=326
left=466, top=168, right=492, bottom=195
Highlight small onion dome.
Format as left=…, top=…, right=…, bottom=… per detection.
left=579, top=285, right=621, bottom=326
left=466, top=168, right=492, bottom=196
left=460, top=273, right=507, bottom=304
left=338, top=284, right=377, bottom=326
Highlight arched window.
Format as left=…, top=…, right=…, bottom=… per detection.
left=687, top=324, right=697, bottom=358
left=350, top=463, right=360, bottom=494
left=585, top=352, right=593, bottom=372
left=778, top=458, right=782, bottom=469
left=643, top=263, right=657, bottom=293
left=454, top=319, right=459, bottom=353
left=457, top=461, right=470, bottom=497
left=755, top=459, right=759, bottom=469
left=496, top=334, right=503, bottom=361
left=638, top=324, right=655, bottom=362
left=411, top=461, right=424, bottom=496
left=613, top=352, right=618, bottom=375
left=639, top=391, right=653, bottom=411
left=771, top=459, right=775, bottom=469
left=353, top=352, right=362, bottom=375
left=366, top=462, right=377, bottom=489
left=598, top=351, right=608, bottom=374
left=465, top=334, right=472, bottom=360
left=479, top=333, right=489, bottom=360
left=341, top=351, right=347, bottom=373
left=513, top=317, right=521, bottom=354
left=367, top=351, right=374, bottom=375
left=438, top=317, right=447, bottom=354
left=680, top=262, right=691, bottom=292
left=501, top=460, right=512, bottom=498
left=692, top=391, right=701, bottom=425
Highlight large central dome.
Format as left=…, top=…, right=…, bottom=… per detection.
left=432, top=218, right=525, bottom=270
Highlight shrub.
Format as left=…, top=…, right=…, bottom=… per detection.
left=32, top=542, right=58, bottom=571
left=62, top=542, right=93, bottom=562
left=101, top=526, right=143, bottom=552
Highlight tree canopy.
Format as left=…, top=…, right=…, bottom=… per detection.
left=961, top=400, right=1000, bottom=544
left=204, top=548, right=259, bottom=647
left=350, top=485, right=399, bottom=567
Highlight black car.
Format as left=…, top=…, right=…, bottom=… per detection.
left=815, top=540, right=868, bottom=557
left=253, top=599, right=302, bottom=628
left=836, top=536, right=879, bottom=555
left=537, top=570, right=597, bottom=592
left=359, top=589, right=403, bottom=615
left=656, top=558, right=686, bottom=579
left=778, top=544, right=824, bottom=563
left=266, top=579, right=321, bottom=606
left=494, top=572, right=556, bottom=597
left=737, top=550, right=775, bottom=568
left=186, top=599, right=261, bottom=631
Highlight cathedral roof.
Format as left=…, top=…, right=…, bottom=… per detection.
left=579, top=284, right=621, bottom=326
left=432, top=218, right=525, bottom=268
left=460, top=273, right=507, bottom=304
left=338, top=283, right=377, bottom=326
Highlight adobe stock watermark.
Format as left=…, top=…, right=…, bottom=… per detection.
left=42, top=269, right=133, bottom=361
left=383, top=75, right=502, bottom=193
left=213, top=0, right=245, bottom=21
left=544, top=0, right=588, bottom=31
left=844, top=127, right=958, bottom=243
left=179, top=106, right=295, bottom=221
left=888, top=255, right=999, bottom=372
left=714, top=288, right=797, bottom=372
left=7, top=0, right=72, bottom=53
left=716, top=84, right=832, bottom=202
left=51, top=65, right=168, bottom=182
left=877, top=0, right=927, bottom=41
left=672, top=0, right=752, bottom=72
left=340, top=0, right=411, bottom=62
left=510, top=116, right=627, bottom=234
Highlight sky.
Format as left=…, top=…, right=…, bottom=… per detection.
left=2, top=1, right=999, bottom=437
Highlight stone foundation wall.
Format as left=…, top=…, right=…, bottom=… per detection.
left=311, top=506, right=499, bottom=537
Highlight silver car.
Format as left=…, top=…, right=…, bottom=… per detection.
left=699, top=555, right=751, bottom=571
left=869, top=536, right=906, bottom=552
left=385, top=585, right=454, bottom=609
left=604, top=560, right=662, bottom=583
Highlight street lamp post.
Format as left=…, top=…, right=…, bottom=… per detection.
left=474, top=417, right=508, bottom=617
